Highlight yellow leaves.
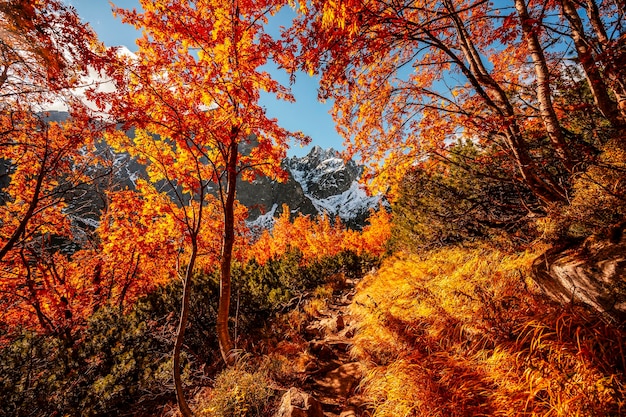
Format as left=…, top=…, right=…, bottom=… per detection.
left=104, top=129, right=131, bottom=154
left=98, top=182, right=183, bottom=286
left=321, top=0, right=349, bottom=30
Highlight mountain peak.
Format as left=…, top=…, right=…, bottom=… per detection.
left=245, top=145, right=385, bottom=230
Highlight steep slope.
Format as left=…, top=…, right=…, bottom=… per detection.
left=242, top=146, right=385, bottom=230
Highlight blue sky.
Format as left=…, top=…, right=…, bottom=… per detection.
left=66, top=0, right=344, bottom=157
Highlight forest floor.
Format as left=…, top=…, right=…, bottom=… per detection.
left=196, top=247, right=625, bottom=417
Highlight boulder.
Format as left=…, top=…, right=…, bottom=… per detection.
left=315, top=362, right=363, bottom=398
left=532, top=231, right=626, bottom=322
left=273, top=388, right=324, bottom=417
left=309, top=340, right=338, bottom=361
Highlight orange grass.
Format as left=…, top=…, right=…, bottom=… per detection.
left=349, top=245, right=625, bottom=417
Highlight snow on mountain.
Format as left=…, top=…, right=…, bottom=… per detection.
left=240, top=146, right=385, bottom=231
left=246, top=203, right=280, bottom=232
left=307, top=181, right=381, bottom=221
left=280, top=146, right=386, bottom=227
left=286, top=146, right=357, bottom=197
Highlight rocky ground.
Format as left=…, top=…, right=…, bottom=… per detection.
left=274, top=277, right=368, bottom=417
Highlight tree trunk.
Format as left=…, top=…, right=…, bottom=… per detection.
left=440, top=0, right=567, bottom=205
left=0, top=141, right=47, bottom=262
left=560, top=0, right=624, bottom=128
left=503, top=125, right=568, bottom=206
left=583, top=0, right=609, bottom=45
left=514, top=0, right=574, bottom=172
left=217, top=138, right=238, bottom=366
left=173, top=240, right=197, bottom=417
left=20, top=248, right=52, bottom=332
left=582, top=0, right=626, bottom=120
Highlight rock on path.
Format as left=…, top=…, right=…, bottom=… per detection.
left=275, top=277, right=368, bottom=417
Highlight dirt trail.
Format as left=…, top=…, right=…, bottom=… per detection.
left=298, top=277, right=368, bottom=417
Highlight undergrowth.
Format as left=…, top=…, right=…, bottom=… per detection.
left=350, top=245, right=626, bottom=417
left=0, top=249, right=374, bottom=417
left=194, top=358, right=277, bottom=417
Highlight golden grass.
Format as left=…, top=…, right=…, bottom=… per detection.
left=193, top=359, right=277, bottom=417
left=350, top=244, right=626, bottom=417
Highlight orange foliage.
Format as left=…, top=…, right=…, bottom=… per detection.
left=0, top=0, right=125, bottom=336
left=285, top=0, right=620, bottom=204
left=343, top=208, right=391, bottom=257
left=249, top=205, right=390, bottom=265
left=0, top=114, right=106, bottom=334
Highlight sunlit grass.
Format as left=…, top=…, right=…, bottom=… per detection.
left=350, top=244, right=626, bottom=416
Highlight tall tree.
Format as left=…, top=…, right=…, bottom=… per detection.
left=557, top=0, right=626, bottom=128
left=109, top=0, right=306, bottom=414
left=514, top=0, right=573, bottom=171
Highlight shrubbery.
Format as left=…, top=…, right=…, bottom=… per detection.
left=195, top=360, right=276, bottom=417
left=0, top=288, right=179, bottom=416
left=391, top=140, right=536, bottom=251
left=562, top=138, right=626, bottom=237
left=0, top=249, right=374, bottom=416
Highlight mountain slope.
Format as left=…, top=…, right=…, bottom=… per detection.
left=244, top=146, right=385, bottom=229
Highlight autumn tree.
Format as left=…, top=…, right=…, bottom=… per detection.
left=286, top=0, right=624, bottom=207
left=249, top=204, right=390, bottom=264
left=108, top=0, right=306, bottom=414
left=0, top=0, right=118, bottom=338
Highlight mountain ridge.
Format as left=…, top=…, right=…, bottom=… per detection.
left=40, top=111, right=384, bottom=230
left=242, top=145, right=384, bottom=230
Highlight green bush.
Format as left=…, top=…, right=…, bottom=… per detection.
left=0, top=249, right=374, bottom=416
left=561, top=138, right=626, bottom=238
left=391, top=140, right=537, bottom=251
left=233, top=249, right=375, bottom=319
left=0, top=286, right=182, bottom=416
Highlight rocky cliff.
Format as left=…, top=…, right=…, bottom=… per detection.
left=243, top=146, right=384, bottom=230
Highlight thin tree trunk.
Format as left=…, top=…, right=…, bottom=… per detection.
left=560, top=0, right=623, bottom=127
left=173, top=240, right=197, bottom=417
left=0, top=143, right=47, bottom=262
left=583, top=0, right=626, bottom=119
left=439, top=1, right=567, bottom=205
left=583, top=0, right=609, bottom=47
left=514, top=0, right=574, bottom=172
left=20, top=248, right=52, bottom=332
left=217, top=138, right=238, bottom=366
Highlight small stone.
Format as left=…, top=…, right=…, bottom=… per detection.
left=304, top=360, right=319, bottom=373
left=315, top=362, right=363, bottom=398
left=336, top=314, right=345, bottom=331
left=339, top=406, right=357, bottom=417
left=309, top=340, right=337, bottom=361
left=342, top=327, right=355, bottom=339
left=273, top=388, right=324, bottom=417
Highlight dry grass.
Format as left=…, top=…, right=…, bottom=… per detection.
left=193, top=358, right=277, bottom=417
left=350, top=245, right=626, bottom=417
